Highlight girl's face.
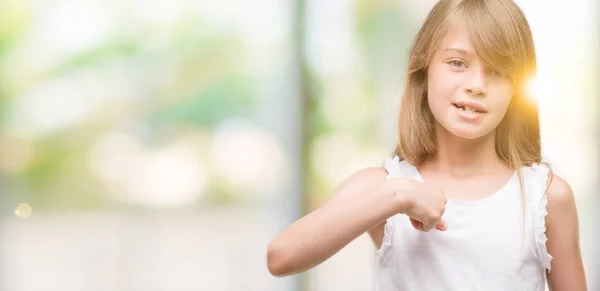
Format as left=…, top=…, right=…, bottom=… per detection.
left=426, top=24, right=514, bottom=140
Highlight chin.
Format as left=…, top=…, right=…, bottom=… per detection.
left=449, top=129, right=487, bottom=140
left=443, top=123, right=494, bottom=140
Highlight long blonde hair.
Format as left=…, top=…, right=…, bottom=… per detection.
left=395, top=0, right=545, bottom=170
left=393, top=0, right=551, bottom=224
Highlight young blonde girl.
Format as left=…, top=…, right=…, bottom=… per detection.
left=267, top=0, right=587, bottom=290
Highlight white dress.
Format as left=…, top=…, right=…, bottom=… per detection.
left=374, top=156, right=552, bottom=291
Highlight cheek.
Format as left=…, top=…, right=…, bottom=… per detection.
left=492, top=85, right=514, bottom=113
left=426, top=67, right=457, bottom=107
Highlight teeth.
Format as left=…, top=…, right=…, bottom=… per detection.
left=457, top=105, right=480, bottom=113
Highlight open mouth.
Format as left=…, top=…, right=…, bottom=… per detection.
left=452, top=103, right=486, bottom=114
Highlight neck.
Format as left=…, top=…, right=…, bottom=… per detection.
left=424, top=124, right=506, bottom=176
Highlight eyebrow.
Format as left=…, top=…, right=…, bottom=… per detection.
left=442, top=47, right=474, bottom=55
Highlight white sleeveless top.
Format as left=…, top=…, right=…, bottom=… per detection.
left=374, top=156, right=553, bottom=291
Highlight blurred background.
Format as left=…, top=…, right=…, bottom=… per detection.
left=0, top=0, right=597, bottom=290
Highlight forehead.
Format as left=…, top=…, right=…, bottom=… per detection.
left=435, top=21, right=475, bottom=56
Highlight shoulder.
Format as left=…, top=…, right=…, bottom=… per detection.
left=524, top=164, right=577, bottom=217
left=546, top=174, right=573, bottom=199
left=545, top=174, right=577, bottom=214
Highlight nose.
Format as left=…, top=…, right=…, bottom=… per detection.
left=464, top=69, right=487, bottom=97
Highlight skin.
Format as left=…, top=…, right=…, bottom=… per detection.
left=267, top=21, right=586, bottom=290
left=545, top=175, right=587, bottom=290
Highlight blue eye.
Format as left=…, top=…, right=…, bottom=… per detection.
left=448, top=60, right=466, bottom=68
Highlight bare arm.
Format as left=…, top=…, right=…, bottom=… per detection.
left=545, top=174, right=587, bottom=290
left=266, top=167, right=401, bottom=277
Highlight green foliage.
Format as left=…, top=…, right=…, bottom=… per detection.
left=150, top=75, right=256, bottom=127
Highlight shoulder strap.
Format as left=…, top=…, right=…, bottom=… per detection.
left=382, top=155, right=419, bottom=180
left=522, top=163, right=553, bottom=272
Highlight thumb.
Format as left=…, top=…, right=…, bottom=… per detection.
left=409, top=217, right=423, bottom=231
left=435, top=219, right=448, bottom=231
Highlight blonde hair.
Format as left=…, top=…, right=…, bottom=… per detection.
left=393, top=0, right=551, bottom=229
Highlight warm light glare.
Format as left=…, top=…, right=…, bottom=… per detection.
left=525, top=75, right=541, bottom=104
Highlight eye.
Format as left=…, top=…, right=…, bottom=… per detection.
left=448, top=60, right=466, bottom=68
left=491, top=69, right=505, bottom=78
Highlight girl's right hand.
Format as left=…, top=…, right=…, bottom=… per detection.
left=387, top=178, right=448, bottom=232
